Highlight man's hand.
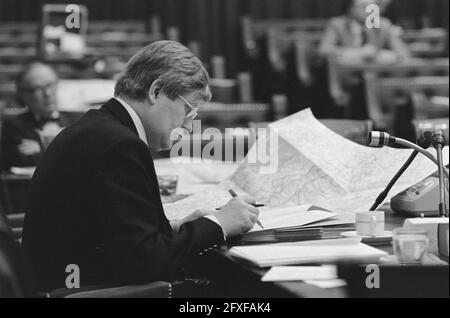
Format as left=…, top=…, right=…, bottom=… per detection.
left=18, top=139, right=41, bottom=156
left=170, top=209, right=214, bottom=232
left=214, top=195, right=259, bottom=238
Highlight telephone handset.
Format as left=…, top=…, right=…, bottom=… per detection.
left=392, top=167, right=449, bottom=217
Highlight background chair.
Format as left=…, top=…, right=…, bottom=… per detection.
left=327, top=57, right=450, bottom=119
left=411, top=118, right=449, bottom=145
left=402, top=28, right=448, bottom=58
left=338, top=263, right=449, bottom=298
left=198, top=102, right=270, bottom=131
left=249, top=118, right=373, bottom=146
left=320, top=119, right=373, bottom=145
left=411, top=93, right=449, bottom=120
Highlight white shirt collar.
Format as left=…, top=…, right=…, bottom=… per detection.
left=114, top=97, right=148, bottom=146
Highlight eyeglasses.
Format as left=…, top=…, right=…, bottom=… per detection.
left=177, top=94, right=198, bottom=119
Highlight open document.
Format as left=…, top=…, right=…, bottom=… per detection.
left=162, top=108, right=448, bottom=224
left=231, top=108, right=448, bottom=213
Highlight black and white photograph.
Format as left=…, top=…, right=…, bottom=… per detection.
left=0, top=0, right=448, bottom=303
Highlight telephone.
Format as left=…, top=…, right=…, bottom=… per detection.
left=391, top=167, right=449, bottom=217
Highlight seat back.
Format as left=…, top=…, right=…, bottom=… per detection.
left=320, top=119, right=373, bottom=145
left=61, top=281, right=171, bottom=298
left=402, top=28, right=448, bottom=57
left=198, top=102, right=270, bottom=131
left=411, top=93, right=449, bottom=120
left=249, top=119, right=372, bottom=146
left=365, top=75, right=449, bottom=132
left=412, top=118, right=449, bottom=145
left=0, top=209, right=36, bottom=297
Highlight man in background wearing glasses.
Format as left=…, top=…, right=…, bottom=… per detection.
left=22, top=41, right=259, bottom=293
left=1, top=61, right=71, bottom=169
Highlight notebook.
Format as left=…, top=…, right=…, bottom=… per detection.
left=229, top=238, right=388, bottom=267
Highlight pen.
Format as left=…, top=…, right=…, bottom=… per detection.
left=223, top=189, right=265, bottom=229
left=215, top=204, right=265, bottom=210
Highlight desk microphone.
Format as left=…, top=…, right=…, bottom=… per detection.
left=368, top=131, right=449, bottom=180
left=431, top=132, right=448, bottom=217
left=369, top=132, right=433, bottom=211
left=368, top=131, right=396, bottom=147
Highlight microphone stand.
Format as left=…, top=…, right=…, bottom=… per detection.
left=369, top=133, right=433, bottom=211
left=368, top=131, right=449, bottom=212
left=370, top=151, right=418, bottom=211
left=432, top=132, right=448, bottom=217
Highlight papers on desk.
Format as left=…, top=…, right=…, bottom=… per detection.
left=250, top=205, right=337, bottom=232
left=304, top=279, right=347, bottom=289
left=262, top=265, right=347, bottom=288
left=231, top=108, right=448, bottom=213
left=229, top=205, right=352, bottom=245
left=262, top=265, right=338, bottom=282
left=229, top=238, right=388, bottom=267
left=163, top=182, right=233, bottom=221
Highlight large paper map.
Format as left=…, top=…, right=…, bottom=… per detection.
left=160, top=109, right=448, bottom=220
left=230, top=109, right=448, bottom=213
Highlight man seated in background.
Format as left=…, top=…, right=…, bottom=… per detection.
left=1, top=61, right=71, bottom=170
left=22, top=41, right=259, bottom=293
left=319, top=0, right=410, bottom=117
left=319, top=0, right=410, bottom=63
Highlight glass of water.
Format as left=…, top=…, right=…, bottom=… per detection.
left=392, top=228, right=429, bottom=265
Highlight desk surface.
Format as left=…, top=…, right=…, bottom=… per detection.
left=188, top=207, right=447, bottom=298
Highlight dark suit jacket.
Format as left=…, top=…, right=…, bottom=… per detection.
left=1, top=111, right=72, bottom=169
left=22, top=99, right=224, bottom=292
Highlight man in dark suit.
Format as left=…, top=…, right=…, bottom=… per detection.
left=22, top=41, right=259, bottom=292
left=1, top=61, right=71, bottom=169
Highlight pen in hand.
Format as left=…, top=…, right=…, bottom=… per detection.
left=221, top=188, right=265, bottom=229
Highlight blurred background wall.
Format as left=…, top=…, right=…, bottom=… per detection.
left=1, top=0, right=448, bottom=77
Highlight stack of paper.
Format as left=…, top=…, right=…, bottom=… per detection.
left=250, top=205, right=337, bottom=232
left=229, top=205, right=355, bottom=244
left=229, top=238, right=388, bottom=267
left=261, top=265, right=338, bottom=282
